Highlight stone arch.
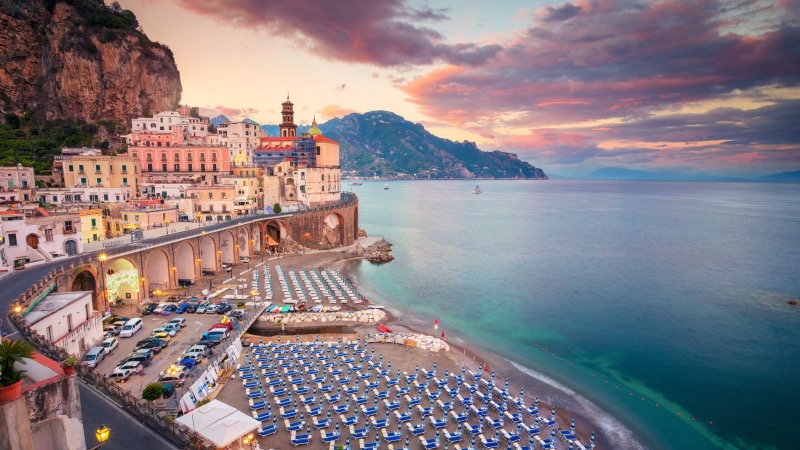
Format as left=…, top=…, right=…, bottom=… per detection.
left=265, top=219, right=287, bottom=245
left=238, top=227, right=250, bottom=257
left=106, top=257, right=140, bottom=305
left=71, top=267, right=99, bottom=310
left=322, top=212, right=345, bottom=248
left=145, top=248, right=170, bottom=293
left=220, top=230, right=235, bottom=265
left=176, top=241, right=196, bottom=284
left=200, top=235, right=217, bottom=274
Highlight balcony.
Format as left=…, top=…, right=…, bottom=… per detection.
left=62, top=227, right=77, bottom=234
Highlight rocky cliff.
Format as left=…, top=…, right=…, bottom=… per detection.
left=0, top=0, right=181, bottom=127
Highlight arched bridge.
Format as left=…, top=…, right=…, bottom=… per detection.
left=11, top=193, right=358, bottom=313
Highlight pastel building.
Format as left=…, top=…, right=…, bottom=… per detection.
left=60, top=153, right=139, bottom=198
left=0, top=209, right=83, bottom=267
left=0, top=164, right=35, bottom=202
left=130, top=107, right=209, bottom=137
left=217, top=120, right=265, bottom=166
left=130, top=145, right=231, bottom=184
left=22, top=291, right=102, bottom=357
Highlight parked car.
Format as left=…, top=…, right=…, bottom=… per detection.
left=178, top=356, right=200, bottom=369
left=107, top=368, right=133, bottom=383
left=210, top=321, right=233, bottom=331
left=239, top=256, right=250, bottom=263
left=176, top=302, right=190, bottom=314
left=136, top=340, right=166, bottom=354
left=152, top=331, right=172, bottom=342
left=168, top=318, right=187, bottom=328
left=185, top=302, right=199, bottom=313
left=142, top=304, right=158, bottom=315
left=157, top=365, right=188, bottom=387
left=152, top=326, right=178, bottom=337
left=101, top=337, right=119, bottom=355
left=112, top=319, right=127, bottom=328
left=83, top=347, right=106, bottom=369
left=163, top=304, right=178, bottom=314
left=182, top=344, right=209, bottom=358
left=196, top=303, right=209, bottom=314
left=153, top=304, right=167, bottom=314
left=103, top=325, right=121, bottom=337
left=216, top=303, right=233, bottom=314
left=117, top=360, right=144, bottom=375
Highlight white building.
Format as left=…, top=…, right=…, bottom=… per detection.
left=130, top=108, right=209, bottom=136
left=23, top=291, right=103, bottom=357
left=0, top=164, right=35, bottom=203
left=37, top=187, right=131, bottom=205
left=217, top=121, right=265, bottom=166
left=0, top=209, right=83, bottom=268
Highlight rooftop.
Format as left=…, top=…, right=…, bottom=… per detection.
left=23, top=291, right=92, bottom=326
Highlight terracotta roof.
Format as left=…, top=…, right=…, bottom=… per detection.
left=313, top=135, right=338, bottom=144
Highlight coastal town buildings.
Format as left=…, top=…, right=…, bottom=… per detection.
left=0, top=164, right=35, bottom=202
left=59, top=152, right=139, bottom=198
left=0, top=208, right=83, bottom=268
left=130, top=145, right=231, bottom=185
left=130, top=106, right=210, bottom=137
left=217, top=120, right=265, bottom=166
left=22, top=290, right=102, bottom=356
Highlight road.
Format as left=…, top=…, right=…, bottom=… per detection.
left=79, top=382, right=177, bottom=450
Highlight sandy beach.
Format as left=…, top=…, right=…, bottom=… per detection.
left=209, top=243, right=610, bottom=449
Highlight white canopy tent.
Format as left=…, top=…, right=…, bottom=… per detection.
left=175, top=399, right=260, bottom=448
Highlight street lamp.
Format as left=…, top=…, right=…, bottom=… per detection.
left=242, top=432, right=255, bottom=449
left=164, top=218, right=171, bottom=234
left=91, top=425, right=110, bottom=449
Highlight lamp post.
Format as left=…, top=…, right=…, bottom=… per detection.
left=164, top=218, right=171, bottom=235
left=91, top=425, right=110, bottom=449
left=196, top=212, right=202, bottom=227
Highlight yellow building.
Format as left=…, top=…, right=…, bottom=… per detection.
left=186, top=186, right=237, bottom=222
left=61, top=154, right=139, bottom=198
left=79, top=209, right=104, bottom=244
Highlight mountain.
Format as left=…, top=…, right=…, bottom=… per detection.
left=0, top=0, right=181, bottom=128
left=209, top=115, right=230, bottom=127
left=316, top=111, right=546, bottom=179
left=759, top=170, right=800, bottom=182
left=242, top=118, right=259, bottom=125
left=586, top=167, right=745, bottom=181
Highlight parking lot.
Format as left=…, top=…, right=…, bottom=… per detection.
left=94, top=302, right=245, bottom=397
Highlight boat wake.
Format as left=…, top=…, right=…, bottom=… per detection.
left=507, top=359, right=646, bottom=450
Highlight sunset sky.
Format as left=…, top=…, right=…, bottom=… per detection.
left=121, top=0, right=800, bottom=176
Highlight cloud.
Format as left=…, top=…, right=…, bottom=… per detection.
left=319, top=104, right=357, bottom=120
left=400, top=0, right=800, bottom=174
left=199, top=105, right=260, bottom=120
left=172, top=0, right=501, bottom=67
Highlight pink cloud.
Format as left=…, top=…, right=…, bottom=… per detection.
left=319, top=104, right=356, bottom=120
left=172, top=0, right=501, bottom=67
left=200, top=105, right=260, bottom=120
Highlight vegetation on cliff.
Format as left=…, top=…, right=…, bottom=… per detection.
left=0, top=0, right=181, bottom=128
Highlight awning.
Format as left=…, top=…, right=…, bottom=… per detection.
left=175, top=399, right=260, bottom=448
left=266, top=236, right=279, bottom=246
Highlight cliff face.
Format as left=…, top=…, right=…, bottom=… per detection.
left=0, top=1, right=181, bottom=127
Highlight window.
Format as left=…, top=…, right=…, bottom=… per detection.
left=68, top=165, right=73, bottom=172
left=147, top=164, right=152, bottom=172
left=96, top=178, right=102, bottom=184
left=67, top=314, right=73, bottom=332
left=78, top=165, right=84, bottom=173
left=52, top=195, right=57, bottom=202
left=103, top=194, right=108, bottom=201
left=134, top=215, right=139, bottom=222
left=212, top=164, right=217, bottom=171
left=146, top=153, right=152, bottom=161
left=122, top=177, right=128, bottom=186
left=45, top=326, right=52, bottom=342
left=187, top=153, right=192, bottom=161
left=200, top=153, right=205, bottom=161
left=122, top=164, right=127, bottom=173
left=8, top=233, right=17, bottom=246
left=74, top=195, right=81, bottom=202
left=93, top=233, right=98, bottom=241
left=124, top=214, right=128, bottom=221
left=21, top=180, right=28, bottom=188
left=23, top=194, right=29, bottom=201
left=95, top=164, right=101, bottom=173
left=174, top=164, right=180, bottom=171
left=211, top=153, right=217, bottom=161
left=162, top=164, right=167, bottom=172
left=221, top=192, right=226, bottom=199
left=208, top=192, right=213, bottom=199
left=89, top=194, right=98, bottom=202
left=317, top=146, right=321, bottom=156
left=91, top=218, right=97, bottom=228
left=161, top=153, right=167, bottom=161
left=201, top=164, right=206, bottom=172
left=45, top=229, right=53, bottom=242
left=174, top=153, right=180, bottom=161
left=85, top=304, right=90, bottom=320
left=188, top=164, right=192, bottom=172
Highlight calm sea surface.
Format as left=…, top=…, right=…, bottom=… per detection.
left=346, top=180, right=800, bottom=450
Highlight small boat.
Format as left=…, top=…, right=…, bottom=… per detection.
left=472, top=185, right=483, bottom=194
left=350, top=181, right=363, bottom=186
left=367, top=304, right=385, bottom=310
left=383, top=184, right=389, bottom=190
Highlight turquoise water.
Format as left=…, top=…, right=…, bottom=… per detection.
left=347, top=180, right=800, bottom=450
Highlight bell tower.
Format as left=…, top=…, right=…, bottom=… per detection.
left=279, top=94, right=297, bottom=138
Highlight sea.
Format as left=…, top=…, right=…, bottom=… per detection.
left=345, top=179, right=800, bottom=450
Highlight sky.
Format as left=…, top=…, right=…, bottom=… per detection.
left=120, top=0, right=800, bottom=177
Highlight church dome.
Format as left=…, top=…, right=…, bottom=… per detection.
left=308, top=116, right=322, bottom=136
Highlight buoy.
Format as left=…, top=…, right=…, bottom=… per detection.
left=434, top=319, right=439, bottom=330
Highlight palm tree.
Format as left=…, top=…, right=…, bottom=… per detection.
left=0, top=339, right=35, bottom=387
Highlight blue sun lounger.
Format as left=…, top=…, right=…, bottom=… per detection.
left=382, top=429, right=402, bottom=443
left=406, top=423, right=425, bottom=436
left=333, top=403, right=349, bottom=414
left=394, top=411, right=412, bottom=423
left=480, top=435, right=500, bottom=448
left=286, top=419, right=304, bottom=432
left=501, top=429, right=521, bottom=443
left=258, top=424, right=277, bottom=437
left=444, top=430, right=462, bottom=443
left=249, top=400, right=267, bottom=411
left=341, top=414, right=358, bottom=426
left=428, top=416, right=447, bottom=428
left=450, top=411, right=468, bottom=423
left=290, top=433, right=311, bottom=446
left=314, top=417, right=332, bottom=429
left=320, top=431, right=340, bottom=444
left=252, top=411, right=272, bottom=422
left=419, top=436, right=438, bottom=449
left=351, top=426, right=369, bottom=439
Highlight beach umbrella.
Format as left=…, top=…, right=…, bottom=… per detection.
left=529, top=432, right=534, bottom=448
left=307, top=425, right=312, bottom=435
left=458, top=423, right=462, bottom=434
left=570, top=418, right=575, bottom=436
left=436, top=428, right=440, bottom=440
left=591, top=431, right=596, bottom=449
left=569, top=442, right=574, bottom=450
left=471, top=434, right=476, bottom=448
left=336, top=420, right=340, bottom=433
left=415, top=365, right=419, bottom=375
left=272, top=416, right=277, bottom=424
left=551, top=407, right=556, bottom=422
left=550, top=428, right=556, bottom=441
left=405, top=436, right=410, bottom=448
left=534, top=397, right=539, bottom=410
left=328, top=409, right=332, bottom=418
left=444, top=441, right=448, bottom=450
left=388, top=360, right=391, bottom=371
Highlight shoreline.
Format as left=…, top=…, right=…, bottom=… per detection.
left=323, top=248, right=624, bottom=448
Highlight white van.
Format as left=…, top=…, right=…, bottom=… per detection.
left=120, top=318, right=143, bottom=338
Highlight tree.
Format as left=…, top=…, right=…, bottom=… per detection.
left=142, top=382, right=164, bottom=402
left=0, top=339, right=35, bottom=387
left=272, top=203, right=281, bottom=214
